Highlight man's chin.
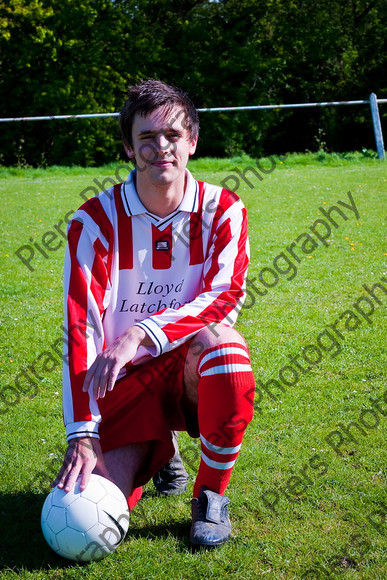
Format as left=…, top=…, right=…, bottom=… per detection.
left=149, top=165, right=180, bottom=183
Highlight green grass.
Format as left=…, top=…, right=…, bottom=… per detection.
left=0, top=153, right=386, bottom=579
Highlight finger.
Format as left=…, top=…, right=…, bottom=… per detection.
left=62, top=465, right=82, bottom=493
left=83, top=351, right=106, bottom=393
left=52, top=471, right=64, bottom=488
left=83, top=359, right=98, bottom=392
left=94, top=362, right=115, bottom=399
left=94, top=367, right=109, bottom=400
left=55, top=460, right=77, bottom=491
left=53, top=459, right=68, bottom=486
left=54, top=468, right=74, bottom=491
left=53, top=449, right=74, bottom=488
left=82, top=373, right=91, bottom=392
left=52, top=458, right=71, bottom=486
left=88, top=356, right=104, bottom=399
left=79, top=466, right=92, bottom=492
left=78, top=442, right=99, bottom=490
left=107, top=364, right=120, bottom=392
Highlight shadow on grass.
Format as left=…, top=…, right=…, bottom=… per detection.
left=127, top=490, right=221, bottom=553
left=127, top=520, right=192, bottom=549
left=0, top=490, right=195, bottom=571
left=127, top=521, right=219, bottom=554
left=127, top=487, right=194, bottom=551
left=0, top=491, right=76, bottom=572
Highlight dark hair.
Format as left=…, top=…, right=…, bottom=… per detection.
left=119, top=79, right=199, bottom=147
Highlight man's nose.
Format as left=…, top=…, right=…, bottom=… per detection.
left=154, top=132, right=170, bottom=152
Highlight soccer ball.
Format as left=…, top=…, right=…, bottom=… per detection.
left=41, top=474, right=130, bottom=562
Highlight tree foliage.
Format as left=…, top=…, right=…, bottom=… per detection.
left=0, top=0, right=386, bottom=165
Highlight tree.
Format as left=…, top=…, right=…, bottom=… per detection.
left=0, top=0, right=385, bottom=164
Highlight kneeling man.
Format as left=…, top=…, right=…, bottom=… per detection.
left=55, top=79, right=255, bottom=547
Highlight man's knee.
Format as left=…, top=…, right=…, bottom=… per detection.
left=196, top=324, right=246, bottom=350
left=184, top=325, right=248, bottom=394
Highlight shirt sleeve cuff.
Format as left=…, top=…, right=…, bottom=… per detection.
left=135, top=319, right=169, bottom=357
left=65, top=421, right=100, bottom=442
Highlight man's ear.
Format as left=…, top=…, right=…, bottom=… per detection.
left=124, top=143, right=135, bottom=159
left=189, top=137, right=198, bottom=156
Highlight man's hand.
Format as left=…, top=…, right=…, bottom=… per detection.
left=83, top=325, right=152, bottom=400
left=53, top=437, right=108, bottom=493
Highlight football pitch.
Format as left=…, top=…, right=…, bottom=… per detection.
left=0, top=153, right=386, bottom=579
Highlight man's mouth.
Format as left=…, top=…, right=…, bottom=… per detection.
left=151, top=159, right=174, bottom=168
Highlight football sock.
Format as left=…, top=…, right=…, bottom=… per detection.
left=127, top=486, right=143, bottom=511
left=193, top=342, right=255, bottom=498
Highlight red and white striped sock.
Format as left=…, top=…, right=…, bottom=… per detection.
left=193, top=342, right=255, bottom=498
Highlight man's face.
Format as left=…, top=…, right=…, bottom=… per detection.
left=126, top=105, right=198, bottom=186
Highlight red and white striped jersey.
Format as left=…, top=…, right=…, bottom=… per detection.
left=63, top=169, right=249, bottom=441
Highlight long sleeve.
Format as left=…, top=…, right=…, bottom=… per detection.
left=62, top=210, right=112, bottom=441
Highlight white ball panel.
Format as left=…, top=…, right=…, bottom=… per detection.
left=66, top=498, right=100, bottom=532
left=55, top=527, right=87, bottom=561
left=45, top=505, right=67, bottom=534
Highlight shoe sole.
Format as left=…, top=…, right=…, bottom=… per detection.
left=190, top=540, right=229, bottom=549
left=190, top=534, right=231, bottom=548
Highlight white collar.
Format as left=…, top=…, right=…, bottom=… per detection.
left=121, top=168, right=199, bottom=217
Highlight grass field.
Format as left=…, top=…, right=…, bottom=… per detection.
left=0, top=152, right=386, bottom=579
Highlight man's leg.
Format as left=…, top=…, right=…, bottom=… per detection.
left=184, top=324, right=255, bottom=546
left=94, top=441, right=152, bottom=507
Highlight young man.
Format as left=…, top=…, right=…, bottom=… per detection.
left=54, top=80, right=255, bottom=547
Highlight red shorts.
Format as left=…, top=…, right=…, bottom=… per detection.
left=98, top=340, right=196, bottom=492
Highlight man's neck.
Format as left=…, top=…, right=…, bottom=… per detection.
left=135, top=171, right=187, bottom=218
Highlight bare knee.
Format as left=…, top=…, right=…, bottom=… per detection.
left=98, top=442, right=151, bottom=498
left=194, top=324, right=246, bottom=352
left=184, top=325, right=247, bottom=398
